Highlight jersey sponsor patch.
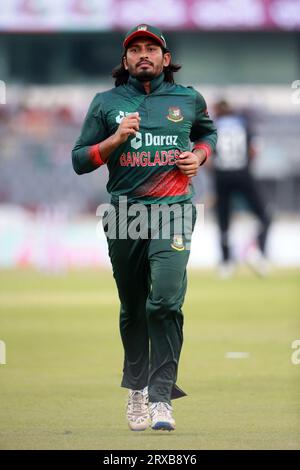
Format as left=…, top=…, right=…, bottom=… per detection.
left=115, top=110, right=136, bottom=124
left=130, top=131, right=142, bottom=150
left=130, top=132, right=178, bottom=150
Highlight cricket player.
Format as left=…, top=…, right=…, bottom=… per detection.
left=212, top=100, right=271, bottom=277
left=72, top=24, right=217, bottom=431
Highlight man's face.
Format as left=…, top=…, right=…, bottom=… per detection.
left=123, top=37, right=171, bottom=81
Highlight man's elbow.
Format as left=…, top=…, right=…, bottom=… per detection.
left=73, top=165, right=85, bottom=175
left=72, top=151, right=85, bottom=175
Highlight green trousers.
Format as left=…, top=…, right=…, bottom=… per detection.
left=104, top=201, right=197, bottom=404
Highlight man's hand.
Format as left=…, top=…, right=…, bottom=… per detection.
left=98, top=112, right=141, bottom=163
left=175, top=149, right=207, bottom=177
left=113, top=112, right=141, bottom=145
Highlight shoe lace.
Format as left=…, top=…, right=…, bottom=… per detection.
left=128, top=390, right=148, bottom=417
left=150, top=402, right=172, bottom=419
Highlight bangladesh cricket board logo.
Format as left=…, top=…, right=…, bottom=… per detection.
left=171, top=234, right=185, bottom=251
left=167, top=107, right=183, bottom=123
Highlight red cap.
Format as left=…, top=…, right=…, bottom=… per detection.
left=123, top=24, right=168, bottom=50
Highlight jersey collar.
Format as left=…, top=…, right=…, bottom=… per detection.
left=127, top=72, right=165, bottom=94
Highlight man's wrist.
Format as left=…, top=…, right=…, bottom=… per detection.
left=89, top=144, right=105, bottom=167
left=192, top=143, right=212, bottom=166
left=111, top=133, right=121, bottom=148
left=192, top=148, right=207, bottom=166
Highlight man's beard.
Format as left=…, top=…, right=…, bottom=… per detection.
left=133, top=69, right=157, bottom=82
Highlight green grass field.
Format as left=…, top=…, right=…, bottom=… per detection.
left=0, top=268, right=299, bottom=450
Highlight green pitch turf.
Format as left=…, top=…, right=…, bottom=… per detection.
left=0, top=268, right=299, bottom=450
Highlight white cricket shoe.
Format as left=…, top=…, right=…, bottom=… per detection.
left=149, top=402, right=176, bottom=431
left=218, top=261, right=235, bottom=279
left=126, top=387, right=149, bottom=431
left=245, top=245, right=270, bottom=277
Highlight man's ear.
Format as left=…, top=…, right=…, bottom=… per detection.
left=123, top=56, right=128, bottom=70
left=163, top=52, right=171, bottom=67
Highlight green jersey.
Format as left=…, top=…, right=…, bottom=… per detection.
left=72, top=72, right=217, bottom=204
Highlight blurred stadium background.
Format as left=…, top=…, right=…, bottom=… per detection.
left=0, top=0, right=299, bottom=269
left=0, top=0, right=300, bottom=450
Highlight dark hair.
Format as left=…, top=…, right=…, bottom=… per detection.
left=112, top=49, right=181, bottom=87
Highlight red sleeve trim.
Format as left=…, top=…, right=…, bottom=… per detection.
left=192, top=143, right=212, bottom=165
left=88, top=144, right=104, bottom=167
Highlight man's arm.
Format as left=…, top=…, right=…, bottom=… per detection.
left=175, top=91, right=217, bottom=177
left=72, top=95, right=140, bottom=175
left=189, top=90, right=218, bottom=166
left=72, top=94, right=109, bottom=175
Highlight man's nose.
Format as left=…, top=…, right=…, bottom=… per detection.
left=139, top=48, right=149, bottom=58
